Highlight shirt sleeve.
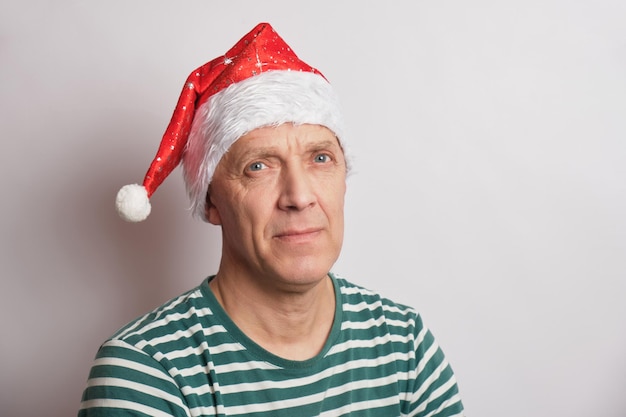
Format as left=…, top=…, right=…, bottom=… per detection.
left=78, top=339, right=191, bottom=417
left=407, top=314, right=465, bottom=417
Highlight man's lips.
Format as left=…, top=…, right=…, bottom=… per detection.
left=273, top=228, right=322, bottom=241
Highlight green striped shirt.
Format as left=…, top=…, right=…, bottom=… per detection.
left=79, top=274, right=464, bottom=416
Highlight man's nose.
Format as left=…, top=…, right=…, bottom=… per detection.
left=277, top=164, right=316, bottom=211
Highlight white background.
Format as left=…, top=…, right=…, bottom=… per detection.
left=1, top=1, right=625, bottom=416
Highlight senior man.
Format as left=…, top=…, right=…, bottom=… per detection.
left=79, top=23, right=465, bottom=417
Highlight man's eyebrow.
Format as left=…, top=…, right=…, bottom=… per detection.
left=234, top=146, right=280, bottom=162
left=306, top=139, right=342, bottom=151
left=307, top=139, right=339, bottom=149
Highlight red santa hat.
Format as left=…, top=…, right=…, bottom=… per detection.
left=115, top=22, right=348, bottom=222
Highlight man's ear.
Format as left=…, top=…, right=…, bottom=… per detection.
left=205, top=191, right=222, bottom=225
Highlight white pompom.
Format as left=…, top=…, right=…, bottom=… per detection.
left=115, top=184, right=151, bottom=222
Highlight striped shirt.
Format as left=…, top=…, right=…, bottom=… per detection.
left=79, top=274, right=464, bottom=416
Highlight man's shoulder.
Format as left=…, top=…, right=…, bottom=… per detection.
left=106, top=281, right=215, bottom=346
left=331, top=273, right=419, bottom=321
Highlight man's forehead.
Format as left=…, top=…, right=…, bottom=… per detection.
left=231, top=124, right=341, bottom=153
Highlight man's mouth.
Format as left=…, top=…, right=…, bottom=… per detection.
left=274, top=228, right=322, bottom=242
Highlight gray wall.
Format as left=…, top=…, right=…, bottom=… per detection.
left=1, top=1, right=625, bottom=416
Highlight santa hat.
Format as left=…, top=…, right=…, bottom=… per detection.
left=115, top=22, right=348, bottom=222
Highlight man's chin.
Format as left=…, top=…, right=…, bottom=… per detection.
left=265, top=262, right=334, bottom=292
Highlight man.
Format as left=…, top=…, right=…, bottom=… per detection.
left=79, top=23, right=465, bottom=416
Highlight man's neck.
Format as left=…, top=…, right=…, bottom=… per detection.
left=209, top=271, right=336, bottom=361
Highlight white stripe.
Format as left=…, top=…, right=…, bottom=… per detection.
left=343, top=300, right=382, bottom=313
left=180, top=379, right=216, bottom=397
left=422, top=393, right=464, bottom=417
left=410, top=361, right=455, bottom=415
left=386, top=317, right=415, bottom=329
left=342, top=300, right=375, bottom=312
left=415, top=326, right=428, bottom=347
left=160, top=341, right=211, bottom=361
left=340, top=286, right=375, bottom=297
left=178, top=360, right=220, bottom=398
left=134, top=324, right=202, bottom=350
left=92, top=355, right=171, bottom=382
left=326, top=334, right=408, bottom=356
left=343, top=299, right=415, bottom=316
left=86, top=377, right=187, bottom=411
left=415, top=337, right=440, bottom=378
left=212, top=360, right=281, bottom=374
left=383, top=303, right=416, bottom=315
left=341, top=315, right=386, bottom=330
left=133, top=322, right=228, bottom=348
left=188, top=404, right=224, bottom=416
left=411, top=378, right=459, bottom=416
left=173, top=359, right=280, bottom=379
left=161, top=341, right=245, bottom=361
left=319, top=396, right=400, bottom=417
left=340, top=315, right=414, bottom=331
left=415, top=345, right=438, bottom=399
left=208, top=341, right=246, bottom=354
left=80, top=398, right=189, bottom=417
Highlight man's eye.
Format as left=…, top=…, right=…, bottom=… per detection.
left=314, top=154, right=331, bottom=163
left=247, top=162, right=266, bottom=172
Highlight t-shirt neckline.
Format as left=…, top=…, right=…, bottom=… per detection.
left=199, top=272, right=343, bottom=370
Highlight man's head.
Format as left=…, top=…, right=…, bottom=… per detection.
left=115, top=23, right=350, bottom=223
left=206, top=123, right=347, bottom=287
left=182, top=70, right=346, bottom=221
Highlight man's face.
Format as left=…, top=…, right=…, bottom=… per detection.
left=207, top=123, right=347, bottom=291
